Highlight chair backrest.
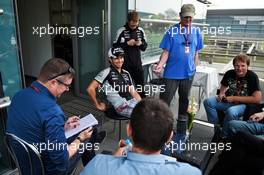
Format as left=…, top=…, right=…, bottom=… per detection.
left=4, top=133, right=45, bottom=175
left=146, top=64, right=165, bottom=97
left=147, top=64, right=163, bottom=82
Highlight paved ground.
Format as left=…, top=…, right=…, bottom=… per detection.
left=57, top=83, right=219, bottom=174
left=20, top=66, right=225, bottom=175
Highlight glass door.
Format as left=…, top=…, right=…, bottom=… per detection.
left=0, top=0, right=23, bottom=98
left=72, top=0, right=108, bottom=97
left=0, top=0, right=23, bottom=173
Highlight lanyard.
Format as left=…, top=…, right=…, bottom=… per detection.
left=31, top=85, right=41, bottom=93
left=180, top=23, right=190, bottom=47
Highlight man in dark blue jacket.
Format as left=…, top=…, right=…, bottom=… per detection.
left=7, top=58, right=103, bottom=175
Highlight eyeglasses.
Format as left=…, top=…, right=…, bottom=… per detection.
left=49, top=66, right=75, bottom=80
left=56, top=79, right=71, bottom=90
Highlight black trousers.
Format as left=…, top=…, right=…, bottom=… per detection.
left=123, top=63, right=145, bottom=98
left=160, top=76, right=194, bottom=132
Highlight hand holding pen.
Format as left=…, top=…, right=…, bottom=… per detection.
left=64, top=115, right=81, bottom=131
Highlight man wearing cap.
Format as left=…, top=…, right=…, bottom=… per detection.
left=154, top=4, right=203, bottom=150
left=87, top=47, right=141, bottom=117
left=113, top=11, right=148, bottom=98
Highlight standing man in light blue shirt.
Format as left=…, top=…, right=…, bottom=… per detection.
left=154, top=4, right=203, bottom=149
left=81, top=98, right=201, bottom=175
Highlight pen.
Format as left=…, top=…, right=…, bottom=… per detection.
left=74, top=115, right=81, bottom=128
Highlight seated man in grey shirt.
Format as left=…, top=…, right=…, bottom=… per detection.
left=87, top=47, right=141, bottom=117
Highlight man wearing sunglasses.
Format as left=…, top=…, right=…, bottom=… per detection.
left=7, top=58, right=105, bottom=175
left=154, top=4, right=203, bottom=154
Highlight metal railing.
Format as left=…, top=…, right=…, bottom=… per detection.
left=139, top=18, right=264, bottom=79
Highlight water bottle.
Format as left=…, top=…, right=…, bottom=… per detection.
left=119, top=139, right=132, bottom=156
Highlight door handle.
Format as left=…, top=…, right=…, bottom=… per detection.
left=0, top=9, right=4, bottom=15
left=102, top=10, right=107, bottom=59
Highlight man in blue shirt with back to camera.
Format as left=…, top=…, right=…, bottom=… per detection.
left=7, top=58, right=105, bottom=175
left=154, top=4, right=203, bottom=152
left=81, top=98, right=201, bottom=175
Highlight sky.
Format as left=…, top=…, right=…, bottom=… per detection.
left=130, top=0, right=264, bottom=18
left=208, top=0, right=264, bottom=9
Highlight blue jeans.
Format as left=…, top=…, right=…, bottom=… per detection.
left=228, top=120, right=264, bottom=138
left=203, top=97, right=246, bottom=137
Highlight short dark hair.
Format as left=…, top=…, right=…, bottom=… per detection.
left=130, top=98, right=174, bottom=151
left=127, top=11, right=139, bottom=22
left=233, top=54, right=250, bottom=66
left=38, top=58, right=75, bottom=83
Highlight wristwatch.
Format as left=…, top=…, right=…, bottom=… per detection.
left=76, top=136, right=82, bottom=142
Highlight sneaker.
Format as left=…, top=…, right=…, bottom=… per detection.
left=95, top=130, right=107, bottom=144
left=172, top=133, right=188, bottom=154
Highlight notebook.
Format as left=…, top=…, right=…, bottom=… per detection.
left=65, top=113, right=98, bottom=139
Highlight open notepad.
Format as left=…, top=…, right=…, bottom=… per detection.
left=65, top=114, right=98, bottom=139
